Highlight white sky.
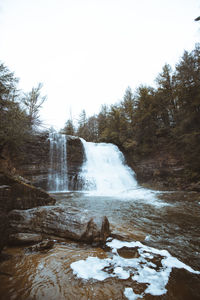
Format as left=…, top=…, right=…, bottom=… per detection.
left=0, top=0, right=199, bottom=129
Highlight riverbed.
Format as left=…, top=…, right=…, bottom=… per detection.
left=0, top=189, right=200, bottom=299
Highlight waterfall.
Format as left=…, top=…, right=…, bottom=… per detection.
left=48, top=132, right=68, bottom=192
left=79, top=139, right=138, bottom=195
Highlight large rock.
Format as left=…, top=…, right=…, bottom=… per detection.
left=0, top=174, right=55, bottom=212
left=8, top=205, right=110, bottom=245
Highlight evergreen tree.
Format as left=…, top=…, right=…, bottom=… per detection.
left=77, top=110, right=90, bottom=140
left=97, top=104, right=108, bottom=140
left=155, top=64, right=176, bottom=132
left=63, top=119, right=75, bottom=135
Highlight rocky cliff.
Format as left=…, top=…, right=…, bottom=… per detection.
left=20, top=134, right=85, bottom=191
left=124, top=149, right=200, bottom=191
left=1, top=130, right=197, bottom=192
left=0, top=133, right=85, bottom=191
left=19, top=133, right=50, bottom=189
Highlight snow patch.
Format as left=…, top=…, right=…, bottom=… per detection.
left=70, top=256, right=112, bottom=281
left=124, top=288, right=143, bottom=300
left=70, top=239, right=200, bottom=297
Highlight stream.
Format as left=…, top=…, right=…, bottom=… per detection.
left=0, top=190, right=200, bottom=300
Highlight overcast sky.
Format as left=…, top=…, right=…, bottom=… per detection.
left=0, top=0, right=199, bottom=129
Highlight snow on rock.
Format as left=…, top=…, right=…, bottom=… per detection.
left=70, top=239, right=200, bottom=298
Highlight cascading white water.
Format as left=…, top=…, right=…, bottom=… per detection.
left=79, top=139, right=161, bottom=202
left=79, top=139, right=138, bottom=195
left=48, top=132, right=68, bottom=192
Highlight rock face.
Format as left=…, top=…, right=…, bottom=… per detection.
left=0, top=174, right=55, bottom=212
left=8, top=205, right=110, bottom=245
left=0, top=174, right=55, bottom=252
left=66, top=135, right=85, bottom=190
left=125, top=151, right=186, bottom=190
left=11, top=133, right=85, bottom=191
left=16, top=132, right=50, bottom=190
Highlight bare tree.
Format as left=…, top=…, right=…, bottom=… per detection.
left=22, top=83, right=46, bottom=129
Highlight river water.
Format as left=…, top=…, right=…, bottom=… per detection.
left=0, top=190, right=200, bottom=300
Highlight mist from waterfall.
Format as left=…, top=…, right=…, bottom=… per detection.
left=48, top=132, right=68, bottom=192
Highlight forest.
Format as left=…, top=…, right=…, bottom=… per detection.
left=0, top=63, right=46, bottom=160
left=0, top=44, right=200, bottom=185
left=63, top=44, right=200, bottom=184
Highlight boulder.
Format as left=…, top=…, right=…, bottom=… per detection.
left=0, top=174, right=55, bottom=212
left=8, top=205, right=110, bottom=245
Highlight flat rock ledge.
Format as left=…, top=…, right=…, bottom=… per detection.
left=8, top=205, right=110, bottom=246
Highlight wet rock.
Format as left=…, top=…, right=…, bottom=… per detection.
left=27, top=240, right=54, bottom=252
left=8, top=205, right=110, bottom=245
left=9, top=233, right=43, bottom=246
